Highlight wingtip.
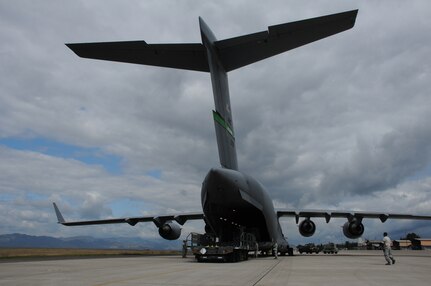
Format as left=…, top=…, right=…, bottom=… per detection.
left=65, top=43, right=81, bottom=57
left=53, top=202, right=66, bottom=224
left=350, top=9, right=359, bottom=25
left=198, top=16, right=208, bottom=29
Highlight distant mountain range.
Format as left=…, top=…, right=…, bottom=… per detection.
left=0, top=233, right=180, bottom=250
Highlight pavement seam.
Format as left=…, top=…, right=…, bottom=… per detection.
left=251, top=259, right=282, bottom=286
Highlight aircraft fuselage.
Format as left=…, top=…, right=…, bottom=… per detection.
left=201, top=168, right=289, bottom=252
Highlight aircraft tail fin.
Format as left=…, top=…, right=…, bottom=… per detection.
left=212, top=110, right=237, bottom=169
left=200, top=10, right=357, bottom=170
left=66, top=10, right=358, bottom=171
left=200, top=17, right=239, bottom=170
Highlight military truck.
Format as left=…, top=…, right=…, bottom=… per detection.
left=297, top=243, right=321, bottom=254
left=322, top=243, right=338, bottom=254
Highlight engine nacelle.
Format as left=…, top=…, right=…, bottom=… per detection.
left=158, top=221, right=181, bottom=240
left=342, top=220, right=364, bottom=239
left=298, top=219, right=316, bottom=237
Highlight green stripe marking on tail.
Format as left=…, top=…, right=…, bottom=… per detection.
left=213, top=110, right=234, bottom=137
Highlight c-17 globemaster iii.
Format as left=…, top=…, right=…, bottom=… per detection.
left=54, top=9, right=431, bottom=261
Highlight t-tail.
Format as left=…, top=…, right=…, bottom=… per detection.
left=66, top=10, right=358, bottom=171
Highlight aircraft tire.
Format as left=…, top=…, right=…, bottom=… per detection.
left=288, top=248, right=294, bottom=256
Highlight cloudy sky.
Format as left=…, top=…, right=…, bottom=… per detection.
left=1, top=0, right=430, bottom=245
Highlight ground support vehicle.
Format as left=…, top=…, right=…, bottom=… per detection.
left=190, top=232, right=257, bottom=262
left=322, top=243, right=338, bottom=254
left=297, top=243, right=321, bottom=254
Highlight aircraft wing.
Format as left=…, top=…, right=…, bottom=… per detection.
left=66, top=42, right=210, bottom=72
left=277, top=209, right=431, bottom=223
left=53, top=203, right=204, bottom=227
left=216, top=9, right=358, bottom=71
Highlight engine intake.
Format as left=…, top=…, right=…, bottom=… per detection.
left=299, top=219, right=316, bottom=237
left=342, top=220, right=364, bottom=239
left=158, top=221, right=181, bottom=240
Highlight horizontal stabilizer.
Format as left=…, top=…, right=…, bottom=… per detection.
left=66, top=10, right=357, bottom=74
left=67, top=41, right=209, bottom=72
left=216, top=10, right=358, bottom=71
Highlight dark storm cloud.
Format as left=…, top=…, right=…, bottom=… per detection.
left=227, top=1, right=431, bottom=211
left=319, top=120, right=431, bottom=199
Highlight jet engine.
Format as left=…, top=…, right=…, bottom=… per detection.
left=158, top=221, right=181, bottom=240
left=298, top=219, right=316, bottom=237
left=342, top=219, right=364, bottom=239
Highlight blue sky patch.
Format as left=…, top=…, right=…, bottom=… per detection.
left=407, top=163, right=431, bottom=181
left=0, top=193, right=14, bottom=202
left=26, top=192, right=48, bottom=201
left=146, top=169, right=162, bottom=180
left=0, top=137, right=122, bottom=174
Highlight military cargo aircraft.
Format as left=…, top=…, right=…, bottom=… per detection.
left=54, top=10, right=431, bottom=256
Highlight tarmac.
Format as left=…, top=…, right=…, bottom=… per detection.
left=1, top=250, right=430, bottom=286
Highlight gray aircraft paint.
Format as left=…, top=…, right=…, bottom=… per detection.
left=199, top=17, right=238, bottom=170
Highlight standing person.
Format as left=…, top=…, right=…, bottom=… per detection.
left=182, top=239, right=187, bottom=258
left=382, top=232, right=396, bottom=265
left=273, top=241, right=278, bottom=259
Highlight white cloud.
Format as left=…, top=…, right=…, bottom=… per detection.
left=1, top=0, right=430, bottom=243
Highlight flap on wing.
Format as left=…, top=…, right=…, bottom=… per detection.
left=277, top=209, right=431, bottom=223
left=53, top=202, right=203, bottom=227
left=215, top=10, right=358, bottom=72
left=67, top=41, right=209, bottom=72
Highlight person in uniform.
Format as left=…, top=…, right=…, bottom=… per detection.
left=382, top=232, right=396, bottom=265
